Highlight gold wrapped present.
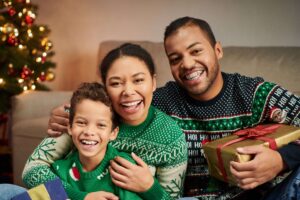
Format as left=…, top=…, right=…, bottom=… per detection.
left=203, top=124, right=300, bottom=185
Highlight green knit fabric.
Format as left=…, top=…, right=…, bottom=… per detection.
left=111, top=106, right=188, bottom=199
left=22, top=106, right=187, bottom=200
left=51, top=145, right=142, bottom=200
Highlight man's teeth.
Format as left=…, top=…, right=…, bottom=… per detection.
left=122, top=101, right=141, bottom=107
left=185, top=71, right=203, bottom=80
left=81, top=140, right=98, bottom=145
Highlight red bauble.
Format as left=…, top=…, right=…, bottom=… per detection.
left=25, top=15, right=34, bottom=25
left=7, top=35, right=18, bottom=46
left=21, top=66, right=32, bottom=79
left=39, top=73, right=46, bottom=81
left=8, top=8, right=16, bottom=16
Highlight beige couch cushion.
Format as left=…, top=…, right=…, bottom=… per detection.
left=220, top=47, right=300, bottom=94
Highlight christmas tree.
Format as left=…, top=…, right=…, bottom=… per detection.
left=0, top=0, right=55, bottom=114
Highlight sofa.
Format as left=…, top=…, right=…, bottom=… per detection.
left=11, top=40, right=300, bottom=186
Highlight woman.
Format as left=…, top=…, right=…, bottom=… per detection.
left=22, top=43, right=188, bottom=200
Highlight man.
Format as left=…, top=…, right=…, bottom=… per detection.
left=48, top=17, right=300, bottom=199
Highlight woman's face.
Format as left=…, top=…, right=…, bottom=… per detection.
left=105, top=56, right=156, bottom=126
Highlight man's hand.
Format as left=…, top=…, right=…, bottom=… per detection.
left=84, top=191, right=119, bottom=200
left=230, top=145, right=285, bottom=190
left=47, top=103, right=70, bottom=136
left=109, top=152, right=154, bottom=192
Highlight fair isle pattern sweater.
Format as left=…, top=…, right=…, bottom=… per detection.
left=152, top=72, right=300, bottom=199
left=51, top=145, right=142, bottom=200
left=23, top=106, right=188, bottom=200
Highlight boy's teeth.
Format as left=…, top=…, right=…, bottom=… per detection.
left=81, top=140, right=97, bottom=145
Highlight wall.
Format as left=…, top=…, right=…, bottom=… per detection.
left=34, top=0, right=300, bottom=90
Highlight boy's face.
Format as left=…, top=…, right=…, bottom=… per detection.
left=164, top=25, right=223, bottom=101
left=69, top=99, right=118, bottom=167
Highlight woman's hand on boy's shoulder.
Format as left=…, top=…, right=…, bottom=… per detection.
left=109, top=152, right=154, bottom=193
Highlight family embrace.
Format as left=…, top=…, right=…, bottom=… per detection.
left=2, top=16, right=300, bottom=200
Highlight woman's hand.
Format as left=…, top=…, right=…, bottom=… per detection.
left=47, top=103, right=70, bottom=136
left=84, top=191, right=119, bottom=200
left=109, top=152, right=154, bottom=192
left=230, top=145, right=285, bottom=190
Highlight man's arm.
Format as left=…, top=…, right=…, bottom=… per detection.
left=231, top=85, right=300, bottom=189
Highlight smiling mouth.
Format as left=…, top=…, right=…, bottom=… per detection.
left=121, top=100, right=142, bottom=108
left=80, top=139, right=98, bottom=146
left=184, top=70, right=205, bottom=80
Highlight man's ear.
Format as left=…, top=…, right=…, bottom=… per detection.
left=152, top=74, right=157, bottom=92
left=109, top=126, right=119, bottom=141
left=214, top=41, right=223, bottom=60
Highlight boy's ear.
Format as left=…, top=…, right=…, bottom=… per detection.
left=109, top=126, right=119, bottom=141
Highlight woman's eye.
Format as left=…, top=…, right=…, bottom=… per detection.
left=135, top=78, right=144, bottom=84
left=97, top=124, right=106, bottom=128
left=110, top=82, right=120, bottom=87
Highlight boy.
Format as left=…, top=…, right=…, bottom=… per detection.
left=51, top=82, right=142, bottom=200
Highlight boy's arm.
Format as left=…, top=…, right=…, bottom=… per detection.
left=22, top=133, right=73, bottom=187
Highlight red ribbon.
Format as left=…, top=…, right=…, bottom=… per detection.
left=216, top=124, right=281, bottom=182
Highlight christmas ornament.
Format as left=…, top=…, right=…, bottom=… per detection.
left=7, top=35, right=18, bottom=46
left=46, top=71, right=55, bottom=81
left=25, top=15, right=34, bottom=25
left=21, top=65, right=33, bottom=79
left=8, top=7, right=16, bottom=16
left=39, top=72, right=46, bottom=81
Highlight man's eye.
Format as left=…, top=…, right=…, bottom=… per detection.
left=169, top=57, right=181, bottom=65
left=191, top=49, right=202, bottom=55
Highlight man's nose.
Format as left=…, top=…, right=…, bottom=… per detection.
left=182, top=55, right=195, bottom=69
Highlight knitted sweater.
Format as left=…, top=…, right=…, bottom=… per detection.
left=23, top=106, right=187, bottom=200
left=51, top=145, right=142, bottom=200
left=152, top=72, right=300, bottom=199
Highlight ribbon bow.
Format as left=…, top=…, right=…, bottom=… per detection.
left=235, top=124, right=282, bottom=138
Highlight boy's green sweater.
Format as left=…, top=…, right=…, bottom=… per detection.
left=51, top=145, right=142, bottom=200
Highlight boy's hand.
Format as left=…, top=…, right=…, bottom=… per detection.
left=109, top=152, right=154, bottom=192
left=84, top=191, right=119, bottom=200
left=230, top=145, right=285, bottom=190
left=47, top=103, right=70, bottom=136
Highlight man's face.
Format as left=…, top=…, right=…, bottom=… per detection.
left=164, top=25, right=223, bottom=101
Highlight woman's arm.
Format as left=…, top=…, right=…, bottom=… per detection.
left=22, top=133, right=73, bottom=187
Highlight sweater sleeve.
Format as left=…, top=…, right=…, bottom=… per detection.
left=22, top=133, right=73, bottom=187
left=140, top=133, right=188, bottom=200
left=264, top=84, right=300, bottom=170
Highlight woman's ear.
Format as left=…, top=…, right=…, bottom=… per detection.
left=152, top=74, right=157, bottom=92
left=109, top=126, right=119, bottom=141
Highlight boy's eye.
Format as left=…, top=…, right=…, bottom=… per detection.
left=97, top=124, right=106, bottom=128
left=75, top=120, right=86, bottom=126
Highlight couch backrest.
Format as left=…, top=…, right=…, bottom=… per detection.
left=97, top=41, right=300, bottom=94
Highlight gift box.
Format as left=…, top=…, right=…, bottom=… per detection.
left=203, top=124, right=300, bottom=185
